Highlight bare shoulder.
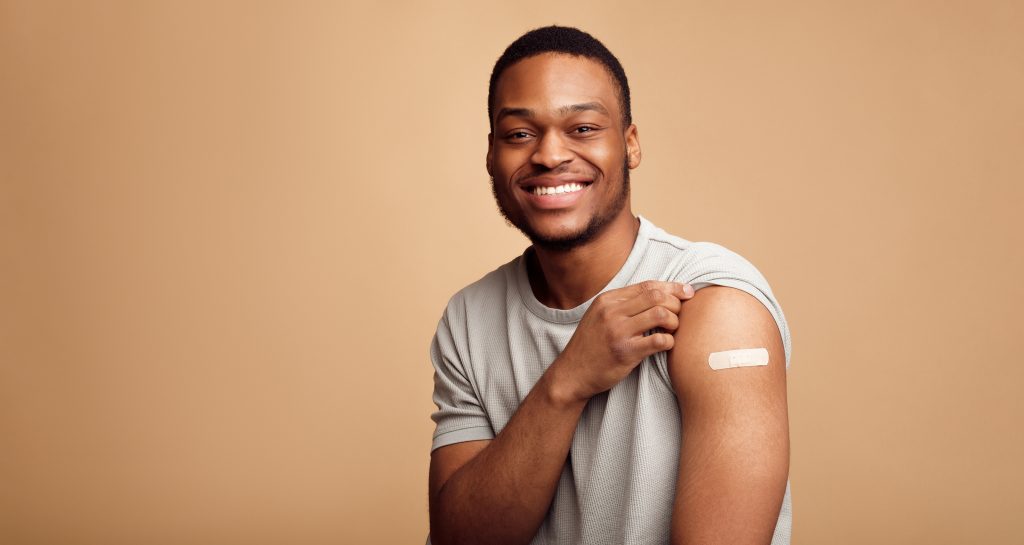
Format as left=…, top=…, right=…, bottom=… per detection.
left=667, top=286, right=786, bottom=404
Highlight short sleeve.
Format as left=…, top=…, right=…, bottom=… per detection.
left=429, top=307, right=495, bottom=452
left=653, top=242, right=793, bottom=384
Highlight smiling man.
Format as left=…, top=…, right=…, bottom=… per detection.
left=427, top=26, right=792, bottom=545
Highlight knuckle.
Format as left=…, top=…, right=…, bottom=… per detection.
left=609, top=339, right=630, bottom=361
left=648, top=289, right=665, bottom=305
left=602, top=325, right=619, bottom=344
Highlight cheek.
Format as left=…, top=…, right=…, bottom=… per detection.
left=580, top=137, right=622, bottom=162
left=582, top=146, right=621, bottom=174
left=494, top=150, right=530, bottom=180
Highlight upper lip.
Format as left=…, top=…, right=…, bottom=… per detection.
left=518, top=176, right=593, bottom=189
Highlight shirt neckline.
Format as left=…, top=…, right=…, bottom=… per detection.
left=514, top=215, right=655, bottom=324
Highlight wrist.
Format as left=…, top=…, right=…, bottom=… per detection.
left=541, top=359, right=590, bottom=411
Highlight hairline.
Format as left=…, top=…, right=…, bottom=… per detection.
left=488, top=52, right=631, bottom=131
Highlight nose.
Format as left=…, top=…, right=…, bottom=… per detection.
left=530, top=130, right=574, bottom=170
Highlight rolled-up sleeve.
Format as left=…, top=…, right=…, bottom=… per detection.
left=654, top=242, right=793, bottom=386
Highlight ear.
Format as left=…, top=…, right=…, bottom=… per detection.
left=486, top=132, right=494, bottom=177
left=625, top=124, right=642, bottom=169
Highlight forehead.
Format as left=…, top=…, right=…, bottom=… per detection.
left=493, top=53, right=621, bottom=122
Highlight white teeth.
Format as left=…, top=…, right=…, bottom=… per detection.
left=532, top=183, right=585, bottom=196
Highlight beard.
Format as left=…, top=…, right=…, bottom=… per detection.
left=491, top=160, right=630, bottom=253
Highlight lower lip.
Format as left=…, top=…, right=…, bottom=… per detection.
left=521, top=184, right=591, bottom=210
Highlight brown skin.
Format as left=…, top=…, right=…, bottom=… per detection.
left=669, top=287, right=790, bottom=544
left=487, top=53, right=642, bottom=310
left=429, top=53, right=789, bottom=544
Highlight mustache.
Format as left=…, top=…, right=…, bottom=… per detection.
left=513, top=165, right=595, bottom=185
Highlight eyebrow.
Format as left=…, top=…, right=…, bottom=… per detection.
left=560, top=102, right=609, bottom=117
left=495, top=102, right=610, bottom=123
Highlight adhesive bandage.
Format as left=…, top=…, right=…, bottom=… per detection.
left=708, top=348, right=769, bottom=370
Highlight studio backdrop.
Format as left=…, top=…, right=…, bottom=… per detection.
left=1, top=1, right=1021, bottom=544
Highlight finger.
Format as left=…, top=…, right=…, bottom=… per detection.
left=626, top=332, right=675, bottom=358
left=617, top=283, right=687, bottom=317
left=661, top=281, right=696, bottom=301
left=628, top=305, right=681, bottom=335
left=603, top=280, right=691, bottom=304
left=627, top=280, right=694, bottom=303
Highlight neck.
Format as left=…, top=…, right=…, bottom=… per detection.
left=527, top=212, right=640, bottom=310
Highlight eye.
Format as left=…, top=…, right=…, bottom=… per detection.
left=573, top=125, right=600, bottom=135
left=504, top=130, right=533, bottom=141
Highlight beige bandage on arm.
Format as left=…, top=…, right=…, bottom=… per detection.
left=708, top=348, right=770, bottom=370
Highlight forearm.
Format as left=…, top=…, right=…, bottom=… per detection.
left=430, top=368, right=586, bottom=545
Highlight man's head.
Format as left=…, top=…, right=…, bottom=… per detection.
left=486, top=26, right=641, bottom=252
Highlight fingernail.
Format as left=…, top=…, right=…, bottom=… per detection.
left=684, top=284, right=694, bottom=297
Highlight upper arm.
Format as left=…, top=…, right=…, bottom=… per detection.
left=668, top=286, right=789, bottom=544
left=428, top=308, right=495, bottom=499
left=428, top=310, right=494, bottom=511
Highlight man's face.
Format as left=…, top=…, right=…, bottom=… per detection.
left=487, top=53, right=641, bottom=251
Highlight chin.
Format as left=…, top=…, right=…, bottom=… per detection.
left=525, top=216, right=604, bottom=252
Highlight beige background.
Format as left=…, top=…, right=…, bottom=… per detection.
left=1, top=1, right=1022, bottom=543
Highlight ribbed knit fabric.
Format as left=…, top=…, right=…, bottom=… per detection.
left=428, top=215, right=792, bottom=544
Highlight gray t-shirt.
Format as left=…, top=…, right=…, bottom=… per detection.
left=429, top=215, right=792, bottom=544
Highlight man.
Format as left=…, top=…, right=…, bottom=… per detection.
left=427, top=26, right=792, bottom=545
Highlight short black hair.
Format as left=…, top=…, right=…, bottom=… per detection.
left=487, top=26, right=631, bottom=130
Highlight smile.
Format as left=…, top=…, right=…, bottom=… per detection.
left=527, top=182, right=590, bottom=196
